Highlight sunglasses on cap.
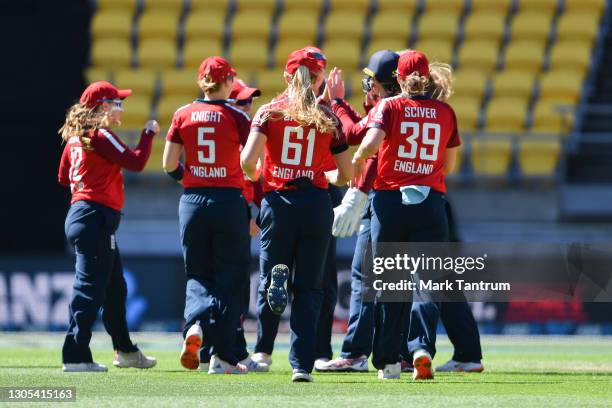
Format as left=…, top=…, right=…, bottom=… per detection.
left=306, top=50, right=326, bottom=62
left=97, top=98, right=123, bottom=108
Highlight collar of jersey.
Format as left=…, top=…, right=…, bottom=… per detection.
left=400, top=94, right=429, bottom=100
left=195, top=98, right=228, bottom=105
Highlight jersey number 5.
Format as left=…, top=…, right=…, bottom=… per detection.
left=197, top=127, right=216, bottom=164
left=281, top=126, right=315, bottom=167
left=398, top=122, right=440, bottom=161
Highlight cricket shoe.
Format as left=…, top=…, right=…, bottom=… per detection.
left=315, top=355, right=369, bottom=372
left=113, top=349, right=157, bottom=369
left=291, top=369, right=313, bottom=382
left=267, top=264, right=289, bottom=315
left=377, top=363, right=401, bottom=380
left=62, top=362, right=108, bottom=372
left=208, top=355, right=248, bottom=374
left=313, top=358, right=330, bottom=371
left=251, top=352, right=272, bottom=367
left=180, top=323, right=203, bottom=370
left=436, top=360, right=484, bottom=373
left=240, top=356, right=269, bottom=372
left=412, top=349, right=434, bottom=380
left=401, top=360, right=414, bottom=373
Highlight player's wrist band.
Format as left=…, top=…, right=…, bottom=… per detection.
left=165, top=162, right=184, bottom=181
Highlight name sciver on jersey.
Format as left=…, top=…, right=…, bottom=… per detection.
left=404, top=106, right=437, bottom=119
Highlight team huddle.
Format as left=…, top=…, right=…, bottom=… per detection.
left=57, top=45, right=484, bottom=382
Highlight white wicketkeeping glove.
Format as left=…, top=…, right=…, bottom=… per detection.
left=332, top=188, right=369, bottom=238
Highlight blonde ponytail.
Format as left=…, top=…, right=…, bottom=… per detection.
left=58, top=103, right=105, bottom=149
left=399, top=72, right=429, bottom=96
left=198, top=74, right=222, bottom=94
left=268, top=65, right=338, bottom=134
left=427, top=62, right=454, bottom=102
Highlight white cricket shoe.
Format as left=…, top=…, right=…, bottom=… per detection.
left=291, top=369, right=313, bottom=382
left=251, top=352, right=272, bottom=367
left=313, top=358, right=330, bottom=371
left=240, top=356, right=269, bottom=372
left=436, top=359, right=484, bottom=373
left=316, top=355, right=369, bottom=372
left=208, top=354, right=248, bottom=374
left=113, top=349, right=156, bottom=369
left=180, top=324, right=203, bottom=370
left=62, top=362, right=108, bottom=372
left=412, top=349, right=434, bottom=380
left=377, top=362, right=401, bottom=380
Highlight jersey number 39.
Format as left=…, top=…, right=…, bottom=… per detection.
left=398, top=122, right=440, bottom=161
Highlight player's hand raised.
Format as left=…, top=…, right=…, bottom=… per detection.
left=145, top=120, right=160, bottom=135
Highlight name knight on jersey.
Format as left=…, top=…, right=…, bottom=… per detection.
left=394, top=160, right=434, bottom=175
left=272, top=166, right=315, bottom=180
left=191, top=111, right=222, bottom=123
left=190, top=165, right=227, bottom=178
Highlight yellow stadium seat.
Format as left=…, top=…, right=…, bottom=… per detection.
left=347, top=71, right=365, bottom=98
left=324, top=11, right=367, bottom=41
left=564, top=0, right=606, bottom=14
left=142, top=0, right=183, bottom=12
left=255, top=70, right=287, bottom=96
left=422, top=0, right=465, bottom=13
left=138, top=11, right=180, bottom=40
left=463, top=11, right=506, bottom=43
left=417, top=12, right=460, bottom=42
left=328, top=0, right=372, bottom=12
left=190, top=0, right=231, bottom=14
left=452, top=70, right=488, bottom=99
left=143, top=137, right=166, bottom=174
left=366, top=39, right=408, bottom=58
left=515, top=0, right=559, bottom=12
left=119, top=95, right=152, bottom=130
left=283, top=0, right=324, bottom=12
left=96, top=0, right=137, bottom=13
left=182, top=39, right=224, bottom=68
left=556, top=12, right=602, bottom=43
left=531, top=100, right=574, bottom=134
left=229, top=38, right=270, bottom=70
left=157, top=95, right=195, bottom=128
left=277, top=11, right=319, bottom=42
left=91, top=10, right=132, bottom=40
left=548, top=40, right=592, bottom=73
left=510, top=11, right=553, bottom=43
left=451, top=96, right=481, bottom=132
left=503, top=40, right=545, bottom=71
left=92, top=38, right=132, bottom=68
left=234, top=0, right=278, bottom=13
left=413, top=39, right=453, bottom=64
left=138, top=39, right=177, bottom=69
left=539, top=69, right=584, bottom=104
left=113, top=69, right=158, bottom=99
left=274, top=39, right=316, bottom=68
left=518, top=138, right=561, bottom=176
left=85, top=68, right=111, bottom=84
left=376, top=0, right=419, bottom=13
left=457, top=40, right=499, bottom=72
left=184, top=11, right=225, bottom=42
left=324, top=39, right=363, bottom=70
left=231, top=10, right=274, bottom=40
left=485, top=96, right=528, bottom=132
left=162, top=70, right=201, bottom=98
left=470, top=0, right=512, bottom=13
left=470, top=138, right=513, bottom=176
left=370, top=11, right=413, bottom=42
left=491, top=70, right=535, bottom=99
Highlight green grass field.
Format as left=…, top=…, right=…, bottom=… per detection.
left=1, top=333, right=611, bottom=407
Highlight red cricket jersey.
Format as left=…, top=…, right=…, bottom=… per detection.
left=251, top=97, right=348, bottom=192
left=58, top=128, right=154, bottom=211
left=367, top=95, right=461, bottom=193
left=166, top=99, right=251, bottom=189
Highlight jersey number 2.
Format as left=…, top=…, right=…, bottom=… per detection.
left=197, top=127, right=216, bottom=163
left=398, top=122, right=440, bottom=161
left=281, top=126, right=315, bottom=167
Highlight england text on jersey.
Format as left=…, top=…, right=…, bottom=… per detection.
left=394, top=160, right=434, bottom=175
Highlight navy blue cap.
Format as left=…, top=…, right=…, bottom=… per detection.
left=363, top=50, right=400, bottom=84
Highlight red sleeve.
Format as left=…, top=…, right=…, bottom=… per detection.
left=166, top=112, right=183, bottom=144
left=367, top=98, right=392, bottom=136
left=58, top=143, right=71, bottom=186
left=251, top=105, right=269, bottom=135
left=226, top=104, right=251, bottom=145
left=331, top=98, right=371, bottom=146
left=91, top=128, right=154, bottom=172
left=447, top=109, right=461, bottom=148
left=329, top=111, right=348, bottom=155
left=357, top=155, right=378, bottom=194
